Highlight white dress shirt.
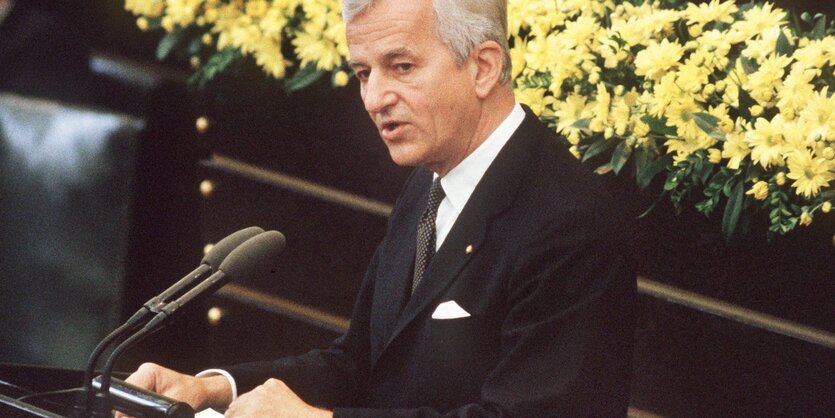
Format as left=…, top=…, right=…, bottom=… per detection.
left=434, top=102, right=525, bottom=250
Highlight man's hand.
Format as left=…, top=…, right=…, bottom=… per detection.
left=113, top=362, right=233, bottom=418
left=224, top=378, right=332, bottom=418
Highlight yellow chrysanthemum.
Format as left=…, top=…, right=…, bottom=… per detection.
left=635, top=39, right=684, bottom=81
left=777, top=65, right=819, bottom=116
left=733, top=2, right=787, bottom=39
left=667, top=99, right=706, bottom=141
left=693, top=29, right=733, bottom=71
left=125, top=0, right=165, bottom=18
left=786, top=150, right=835, bottom=198
left=743, top=54, right=792, bottom=104
left=746, top=180, right=769, bottom=200
left=554, top=93, right=592, bottom=138
left=682, top=0, right=737, bottom=27
left=722, top=131, right=750, bottom=170
left=747, top=115, right=788, bottom=169
left=799, top=87, right=835, bottom=142
left=589, top=83, right=611, bottom=133
left=165, top=0, right=203, bottom=27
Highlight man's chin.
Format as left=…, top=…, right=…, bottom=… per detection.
left=386, top=148, right=424, bottom=168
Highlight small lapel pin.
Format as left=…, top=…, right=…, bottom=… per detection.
left=465, top=244, right=474, bottom=254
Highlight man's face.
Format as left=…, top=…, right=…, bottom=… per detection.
left=346, top=0, right=481, bottom=175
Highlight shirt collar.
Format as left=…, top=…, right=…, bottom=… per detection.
left=437, top=102, right=525, bottom=214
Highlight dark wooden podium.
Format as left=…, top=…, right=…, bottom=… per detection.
left=0, top=363, right=131, bottom=417
left=0, top=363, right=83, bottom=417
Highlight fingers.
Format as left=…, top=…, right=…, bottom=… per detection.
left=224, top=379, right=332, bottom=418
left=124, top=362, right=165, bottom=392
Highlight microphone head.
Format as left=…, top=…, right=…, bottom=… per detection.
left=201, top=226, right=265, bottom=269
left=218, top=230, right=286, bottom=282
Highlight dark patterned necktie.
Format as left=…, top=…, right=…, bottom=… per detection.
left=412, top=177, right=445, bottom=293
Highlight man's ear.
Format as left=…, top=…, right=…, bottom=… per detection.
left=472, top=40, right=505, bottom=99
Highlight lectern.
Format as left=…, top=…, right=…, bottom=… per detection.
left=0, top=363, right=89, bottom=417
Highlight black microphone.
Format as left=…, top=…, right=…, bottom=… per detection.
left=73, top=226, right=264, bottom=417
left=92, top=231, right=286, bottom=417
left=142, top=226, right=265, bottom=313
left=154, top=230, right=286, bottom=321
left=92, top=376, right=194, bottom=418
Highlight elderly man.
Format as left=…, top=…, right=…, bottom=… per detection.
left=122, top=0, right=636, bottom=416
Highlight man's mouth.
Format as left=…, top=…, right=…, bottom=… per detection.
left=381, top=121, right=404, bottom=136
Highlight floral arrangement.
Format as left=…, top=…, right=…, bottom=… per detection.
left=124, top=0, right=835, bottom=239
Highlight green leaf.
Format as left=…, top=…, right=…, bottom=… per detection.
left=570, top=118, right=590, bottom=129
left=739, top=56, right=758, bottom=75
left=156, top=29, right=185, bottom=61
left=776, top=30, right=792, bottom=56
left=610, top=141, right=633, bottom=175
left=187, top=36, right=203, bottom=55
left=582, top=138, right=619, bottom=162
left=640, top=115, right=677, bottom=137
left=736, top=86, right=756, bottom=120
left=722, top=181, right=744, bottom=241
left=692, top=112, right=726, bottom=141
left=637, top=153, right=672, bottom=189
left=595, top=164, right=613, bottom=175
left=811, top=15, right=827, bottom=40
left=283, top=65, right=325, bottom=92
left=188, top=48, right=241, bottom=88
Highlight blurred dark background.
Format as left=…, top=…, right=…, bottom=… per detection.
left=1, top=1, right=833, bottom=417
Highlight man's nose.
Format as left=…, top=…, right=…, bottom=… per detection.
left=362, top=73, right=396, bottom=114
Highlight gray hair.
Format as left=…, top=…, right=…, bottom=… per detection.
left=343, top=0, right=512, bottom=84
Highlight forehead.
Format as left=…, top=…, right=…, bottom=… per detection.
left=346, top=0, right=437, bottom=60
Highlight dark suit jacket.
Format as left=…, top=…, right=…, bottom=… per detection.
left=228, top=108, right=637, bottom=417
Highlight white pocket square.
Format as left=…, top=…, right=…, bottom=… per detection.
left=431, top=300, right=471, bottom=319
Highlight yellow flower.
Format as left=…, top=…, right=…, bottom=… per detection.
left=648, top=72, right=684, bottom=117
left=747, top=115, right=787, bottom=169
left=509, top=40, right=526, bottom=80
left=746, top=181, right=769, bottom=200
left=554, top=93, right=591, bottom=137
left=165, top=0, right=204, bottom=27
left=799, top=87, right=835, bottom=143
left=677, top=61, right=711, bottom=93
left=125, top=0, right=164, bottom=17
left=777, top=66, right=819, bottom=115
left=733, top=2, right=787, bottom=39
left=635, top=39, right=684, bottom=81
left=515, top=86, right=549, bottom=116
left=666, top=99, right=706, bottom=141
left=682, top=0, right=737, bottom=27
left=136, top=17, right=149, bottom=31
left=722, top=131, right=750, bottom=170
left=793, top=38, right=833, bottom=69
left=822, top=201, right=832, bottom=213
left=786, top=150, right=835, bottom=198
left=246, top=0, right=269, bottom=18
left=293, top=32, right=343, bottom=71
left=333, top=70, right=349, bottom=87
left=799, top=211, right=813, bottom=226
left=775, top=171, right=786, bottom=186
left=589, top=83, right=611, bottom=133
left=744, top=54, right=792, bottom=104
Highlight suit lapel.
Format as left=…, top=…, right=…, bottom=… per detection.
left=379, top=109, right=544, bottom=354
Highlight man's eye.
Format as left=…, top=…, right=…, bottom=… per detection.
left=395, top=63, right=413, bottom=73
left=354, top=70, right=370, bottom=81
